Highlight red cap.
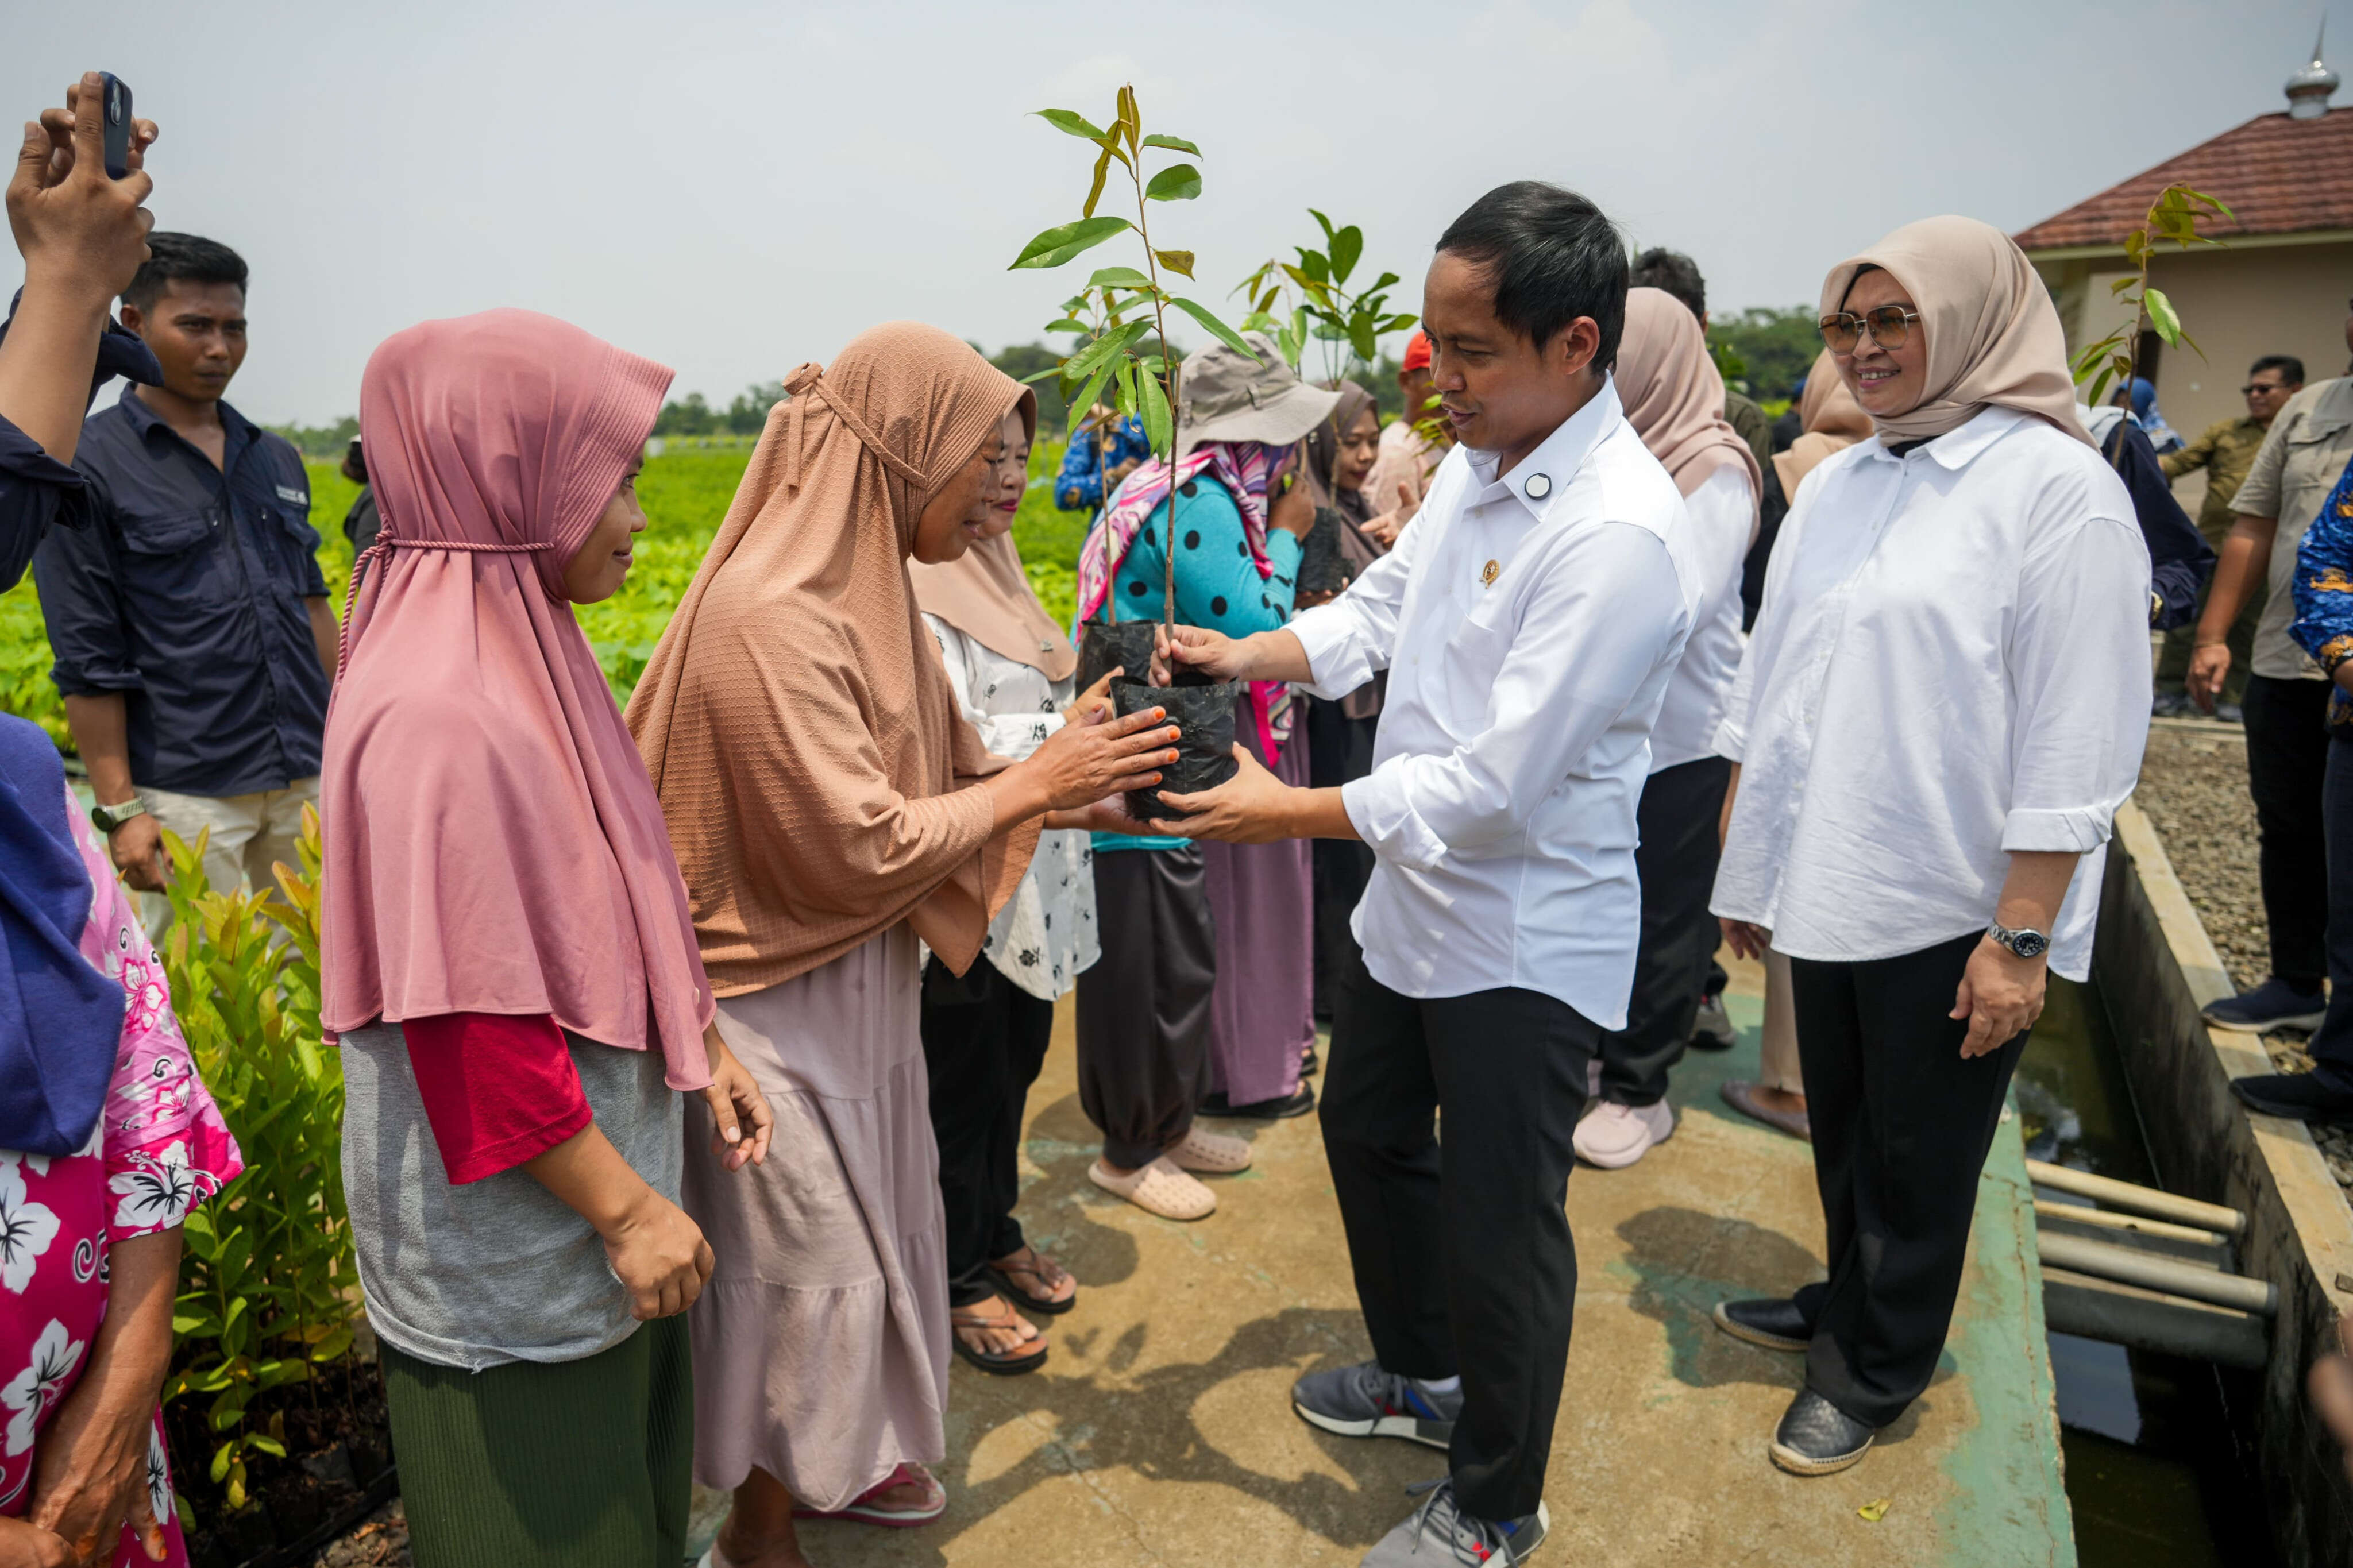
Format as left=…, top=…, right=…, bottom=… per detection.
left=1401, top=329, right=1432, bottom=373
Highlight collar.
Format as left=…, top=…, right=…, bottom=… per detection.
left=1465, top=376, right=1625, bottom=522
left=119, top=386, right=257, bottom=457
left=1862, top=404, right=2030, bottom=472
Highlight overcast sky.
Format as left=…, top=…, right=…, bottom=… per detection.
left=6, top=0, right=2338, bottom=423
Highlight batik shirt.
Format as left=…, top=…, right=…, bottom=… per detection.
left=2290, top=451, right=2353, bottom=731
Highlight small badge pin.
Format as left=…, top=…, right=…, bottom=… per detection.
left=1480, top=559, right=1500, bottom=587
left=1524, top=473, right=1552, bottom=500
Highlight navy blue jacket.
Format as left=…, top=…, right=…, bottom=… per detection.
left=2101, top=419, right=2215, bottom=631
left=33, top=393, right=329, bottom=795
left=0, top=304, right=161, bottom=590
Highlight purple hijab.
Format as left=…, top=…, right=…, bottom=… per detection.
left=0, top=715, right=121, bottom=1154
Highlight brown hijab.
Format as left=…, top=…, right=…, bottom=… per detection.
left=1615, top=289, right=1762, bottom=531
left=905, top=404, right=1075, bottom=683
left=1819, top=215, right=2094, bottom=450
left=1302, top=379, right=1387, bottom=719
left=626, top=323, right=1040, bottom=994
left=1772, top=349, right=1874, bottom=499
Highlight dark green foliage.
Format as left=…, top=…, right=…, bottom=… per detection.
left=1706, top=306, right=1822, bottom=400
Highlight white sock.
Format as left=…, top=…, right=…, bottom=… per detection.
left=1412, top=1374, right=1461, bottom=1396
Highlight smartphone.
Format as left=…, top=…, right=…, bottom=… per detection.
left=98, top=74, right=133, bottom=179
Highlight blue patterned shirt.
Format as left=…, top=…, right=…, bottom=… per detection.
left=2290, top=450, right=2353, bottom=728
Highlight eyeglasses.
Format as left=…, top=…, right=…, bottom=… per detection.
left=1819, top=307, right=1922, bottom=354
left=2242, top=381, right=2286, bottom=396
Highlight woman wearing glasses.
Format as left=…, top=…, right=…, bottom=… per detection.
left=1707, top=216, right=2150, bottom=1477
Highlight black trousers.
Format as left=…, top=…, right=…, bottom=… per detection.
left=1307, top=695, right=1380, bottom=1019
left=920, top=955, right=1056, bottom=1308
left=1074, top=845, right=1216, bottom=1168
left=1595, top=756, right=1731, bottom=1105
left=1787, top=932, right=2028, bottom=1428
left=2243, top=673, right=2333, bottom=990
left=2308, top=731, right=2353, bottom=1091
left=1321, top=945, right=1597, bottom=1522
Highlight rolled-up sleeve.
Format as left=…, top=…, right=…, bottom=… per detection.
left=1293, top=513, right=1423, bottom=699
left=2231, top=406, right=2292, bottom=520
left=1343, top=522, right=1684, bottom=870
left=32, top=467, right=138, bottom=695
left=0, top=417, right=78, bottom=592
left=2001, top=512, right=2151, bottom=852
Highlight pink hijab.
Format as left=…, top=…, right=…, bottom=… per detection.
left=321, top=309, right=715, bottom=1090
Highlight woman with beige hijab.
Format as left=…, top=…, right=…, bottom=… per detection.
left=1707, top=217, right=2148, bottom=1478
left=626, top=322, right=1176, bottom=1565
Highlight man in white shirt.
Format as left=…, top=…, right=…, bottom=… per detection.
left=1143, top=181, right=1698, bottom=1568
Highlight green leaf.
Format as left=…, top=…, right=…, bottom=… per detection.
left=1330, top=226, right=1363, bottom=285
left=1368, top=271, right=1401, bottom=292
left=2144, top=287, right=2183, bottom=346
left=210, top=1442, right=235, bottom=1484
left=1034, top=108, right=1108, bottom=141
left=1062, top=319, right=1150, bottom=382
left=1378, top=313, right=1419, bottom=332
left=1069, top=350, right=1123, bottom=431
left=172, top=1313, right=217, bottom=1337
left=1167, top=298, right=1259, bottom=360
left=1043, top=319, right=1088, bottom=336
left=248, top=1434, right=287, bottom=1458
left=1295, top=249, right=1330, bottom=285
left=1144, top=163, right=1202, bottom=202
left=1140, top=133, right=1201, bottom=155
left=1010, top=216, right=1132, bottom=271
left=1087, top=266, right=1155, bottom=290
left=1137, top=363, right=1174, bottom=453
left=1309, top=207, right=1337, bottom=244
left=1350, top=316, right=1378, bottom=362
left=1083, top=142, right=1114, bottom=221
left=1155, top=249, right=1196, bottom=280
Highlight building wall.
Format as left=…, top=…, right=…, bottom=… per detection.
left=2042, top=240, right=2352, bottom=442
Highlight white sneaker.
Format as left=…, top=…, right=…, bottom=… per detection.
left=1572, top=1099, right=1674, bottom=1169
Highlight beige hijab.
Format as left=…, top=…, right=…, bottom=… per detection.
left=1615, top=288, right=1761, bottom=530
left=1772, top=348, right=1874, bottom=499
left=1819, top=215, right=2094, bottom=450
left=905, top=403, right=1074, bottom=683
left=626, top=323, right=1039, bottom=994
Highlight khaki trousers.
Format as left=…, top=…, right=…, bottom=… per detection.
left=136, top=776, right=318, bottom=931
left=1758, top=947, right=1804, bottom=1095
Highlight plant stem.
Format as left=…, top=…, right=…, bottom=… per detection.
left=1127, top=146, right=1181, bottom=657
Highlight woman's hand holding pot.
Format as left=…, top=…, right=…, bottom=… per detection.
left=1017, top=702, right=1178, bottom=814
left=1062, top=669, right=1118, bottom=725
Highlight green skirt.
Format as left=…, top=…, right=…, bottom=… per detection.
left=382, top=1315, right=692, bottom=1568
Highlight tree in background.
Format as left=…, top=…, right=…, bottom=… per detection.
left=1706, top=306, right=1822, bottom=400
left=263, top=415, right=360, bottom=458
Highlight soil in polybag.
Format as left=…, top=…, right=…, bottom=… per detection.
left=1113, top=675, right=1239, bottom=824
left=1077, top=617, right=1160, bottom=695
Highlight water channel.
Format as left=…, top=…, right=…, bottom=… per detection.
left=2016, top=975, right=2279, bottom=1567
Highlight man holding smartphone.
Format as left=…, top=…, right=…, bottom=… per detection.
left=1144, top=181, right=1698, bottom=1567
left=34, top=231, right=334, bottom=911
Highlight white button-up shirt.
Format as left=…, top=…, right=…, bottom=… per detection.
left=1290, top=379, right=1699, bottom=1028
left=1709, top=407, right=2151, bottom=981
left=1649, top=464, right=1754, bottom=771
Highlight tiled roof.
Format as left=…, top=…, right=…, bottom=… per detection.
left=2013, top=106, right=2353, bottom=252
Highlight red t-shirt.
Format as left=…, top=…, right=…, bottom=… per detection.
left=402, top=1013, right=592, bottom=1184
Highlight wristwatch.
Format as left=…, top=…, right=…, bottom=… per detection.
left=1986, top=920, right=2049, bottom=960
left=90, top=798, right=148, bottom=835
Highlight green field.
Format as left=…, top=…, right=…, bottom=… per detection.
left=0, top=435, right=1086, bottom=751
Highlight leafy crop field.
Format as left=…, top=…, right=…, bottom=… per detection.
left=0, top=435, right=1086, bottom=750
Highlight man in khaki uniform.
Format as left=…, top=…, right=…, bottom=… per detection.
left=2189, top=312, right=2353, bottom=1034
left=2155, top=355, right=2304, bottom=712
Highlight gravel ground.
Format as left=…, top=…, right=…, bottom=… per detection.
left=2132, top=723, right=2353, bottom=1193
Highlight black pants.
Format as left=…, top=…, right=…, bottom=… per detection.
left=1307, top=695, right=1380, bottom=1019
left=920, top=955, right=1056, bottom=1308
left=1787, top=932, right=2028, bottom=1428
left=2308, top=731, right=2353, bottom=1091
left=1075, top=845, right=1215, bottom=1168
left=1595, top=756, right=1731, bottom=1105
left=2244, top=673, right=2333, bottom=990
left=1321, top=945, right=1597, bottom=1522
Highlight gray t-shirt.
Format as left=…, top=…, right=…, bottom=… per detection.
left=340, top=1022, right=682, bottom=1371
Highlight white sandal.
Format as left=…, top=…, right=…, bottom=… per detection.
left=1089, top=1155, right=1217, bottom=1219
left=1166, top=1126, right=1253, bottom=1173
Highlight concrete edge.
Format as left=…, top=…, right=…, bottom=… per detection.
left=2100, top=801, right=2353, bottom=1568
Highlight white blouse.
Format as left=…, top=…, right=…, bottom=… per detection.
left=1649, top=464, right=1755, bottom=771
left=1709, top=407, right=2151, bottom=980
left=923, top=614, right=1100, bottom=1001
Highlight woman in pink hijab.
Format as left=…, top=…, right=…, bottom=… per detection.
left=321, top=310, right=771, bottom=1568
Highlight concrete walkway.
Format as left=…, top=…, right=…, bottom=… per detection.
left=692, top=953, right=2075, bottom=1567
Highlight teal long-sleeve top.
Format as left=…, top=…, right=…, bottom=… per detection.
left=1093, top=474, right=1301, bottom=853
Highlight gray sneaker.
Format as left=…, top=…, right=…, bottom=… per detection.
left=1293, top=1360, right=1460, bottom=1450
left=1688, top=992, right=1736, bottom=1052
left=1360, top=1480, right=1548, bottom=1566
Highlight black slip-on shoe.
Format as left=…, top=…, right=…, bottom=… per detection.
left=2202, top=978, right=2328, bottom=1034
left=2232, top=1071, right=2353, bottom=1126
left=1201, top=1085, right=1316, bottom=1120
left=1713, top=1297, right=1811, bottom=1352
left=1769, top=1389, right=1875, bottom=1476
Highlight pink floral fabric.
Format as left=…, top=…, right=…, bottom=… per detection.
left=0, top=784, right=242, bottom=1562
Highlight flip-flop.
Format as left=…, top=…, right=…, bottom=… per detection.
left=948, top=1299, right=1048, bottom=1377
left=987, top=1246, right=1078, bottom=1316
left=791, top=1462, right=950, bottom=1526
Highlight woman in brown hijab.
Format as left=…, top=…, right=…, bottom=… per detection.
left=626, top=322, right=1175, bottom=1562
left=1301, top=380, right=1387, bottom=1029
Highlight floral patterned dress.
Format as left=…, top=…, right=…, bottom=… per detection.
left=0, top=784, right=242, bottom=1564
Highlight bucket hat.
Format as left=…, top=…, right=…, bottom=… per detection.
left=1176, top=331, right=1342, bottom=456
